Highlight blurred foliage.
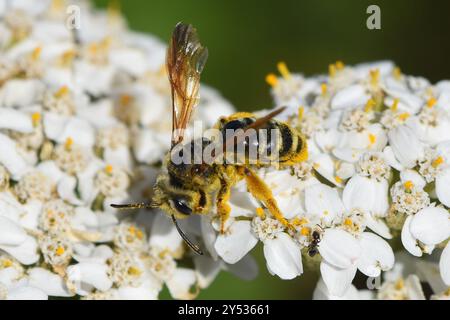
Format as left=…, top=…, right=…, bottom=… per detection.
left=93, top=0, right=450, bottom=299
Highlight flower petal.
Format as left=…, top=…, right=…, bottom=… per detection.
left=67, top=262, right=112, bottom=294
left=0, top=133, right=29, bottom=179
left=0, top=216, right=27, bottom=246
left=320, top=261, right=357, bottom=297
left=319, top=229, right=361, bottom=269
left=436, top=169, right=450, bottom=207
left=410, top=206, right=450, bottom=246
left=7, top=286, right=48, bottom=300
left=263, top=233, right=303, bottom=280
left=440, top=242, right=450, bottom=285
left=225, top=254, right=258, bottom=281
left=166, top=268, right=197, bottom=300
left=28, top=268, right=73, bottom=297
left=357, top=232, right=394, bottom=277
left=214, top=221, right=258, bottom=264
left=388, top=125, right=423, bottom=168
left=401, top=215, right=422, bottom=257
left=305, top=183, right=344, bottom=224
left=0, top=236, right=39, bottom=265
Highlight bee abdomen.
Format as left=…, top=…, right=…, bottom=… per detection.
left=218, top=115, right=307, bottom=165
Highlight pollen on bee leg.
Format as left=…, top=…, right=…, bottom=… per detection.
left=265, top=73, right=278, bottom=87
left=291, top=217, right=308, bottom=226
left=31, top=112, right=41, bottom=127
left=277, top=61, right=291, bottom=80
left=300, top=226, right=310, bottom=236
left=64, top=137, right=73, bottom=151
left=255, top=207, right=266, bottom=219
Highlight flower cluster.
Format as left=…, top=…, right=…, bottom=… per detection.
left=0, top=0, right=245, bottom=300
left=227, top=60, right=449, bottom=299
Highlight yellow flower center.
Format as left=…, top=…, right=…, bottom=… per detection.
left=403, top=180, right=414, bottom=191
left=2, top=259, right=13, bottom=268
left=364, top=99, right=376, bottom=112
left=368, top=133, right=376, bottom=146
left=335, top=176, right=343, bottom=184
left=31, top=112, right=41, bottom=127
left=32, top=47, right=42, bottom=61
left=397, top=112, right=410, bottom=121
left=105, top=164, right=114, bottom=175
left=335, top=60, right=345, bottom=70
left=395, top=278, right=404, bottom=290
left=328, top=64, right=336, bottom=78
left=393, top=67, right=402, bottom=80
left=321, top=83, right=327, bottom=96
left=64, top=137, right=73, bottom=151
left=370, top=69, right=380, bottom=86
left=298, top=106, right=304, bottom=122
left=426, top=97, right=437, bottom=108
left=55, top=246, right=65, bottom=256
left=54, top=85, right=69, bottom=98
left=432, top=156, right=444, bottom=168
left=344, top=218, right=353, bottom=226
left=120, top=94, right=134, bottom=107
left=391, top=98, right=399, bottom=111
left=277, top=61, right=291, bottom=80
left=127, top=266, right=142, bottom=276
left=265, top=73, right=278, bottom=87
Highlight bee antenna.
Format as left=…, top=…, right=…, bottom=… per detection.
left=171, top=215, right=204, bottom=255
left=110, top=201, right=159, bottom=210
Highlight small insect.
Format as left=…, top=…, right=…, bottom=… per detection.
left=112, top=22, right=308, bottom=255
left=307, top=227, right=323, bottom=257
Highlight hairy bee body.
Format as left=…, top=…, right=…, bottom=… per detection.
left=215, top=112, right=308, bottom=166
left=153, top=112, right=308, bottom=220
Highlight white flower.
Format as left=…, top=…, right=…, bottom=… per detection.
left=401, top=206, right=450, bottom=257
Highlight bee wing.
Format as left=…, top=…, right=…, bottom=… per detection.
left=213, top=107, right=287, bottom=162
left=167, top=22, right=208, bottom=148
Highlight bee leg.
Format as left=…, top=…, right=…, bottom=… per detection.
left=217, top=180, right=231, bottom=234
left=238, top=167, right=293, bottom=230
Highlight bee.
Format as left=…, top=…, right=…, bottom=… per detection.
left=112, top=22, right=308, bottom=255
left=307, top=226, right=323, bottom=257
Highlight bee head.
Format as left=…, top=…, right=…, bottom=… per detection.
left=152, top=174, right=204, bottom=255
left=153, top=174, right=205, bottom=219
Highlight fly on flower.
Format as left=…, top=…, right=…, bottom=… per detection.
left=111, top=22, right=308, bottom=255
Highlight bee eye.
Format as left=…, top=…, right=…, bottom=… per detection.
left=171, top=198, right=192, bottom=216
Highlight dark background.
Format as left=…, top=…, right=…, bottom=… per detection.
left=93, top=0, right=450, bottom=299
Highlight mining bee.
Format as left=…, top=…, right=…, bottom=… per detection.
left=307, top=226, right=324, bottom=257
left=112, top=22, right=308, bottom=255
